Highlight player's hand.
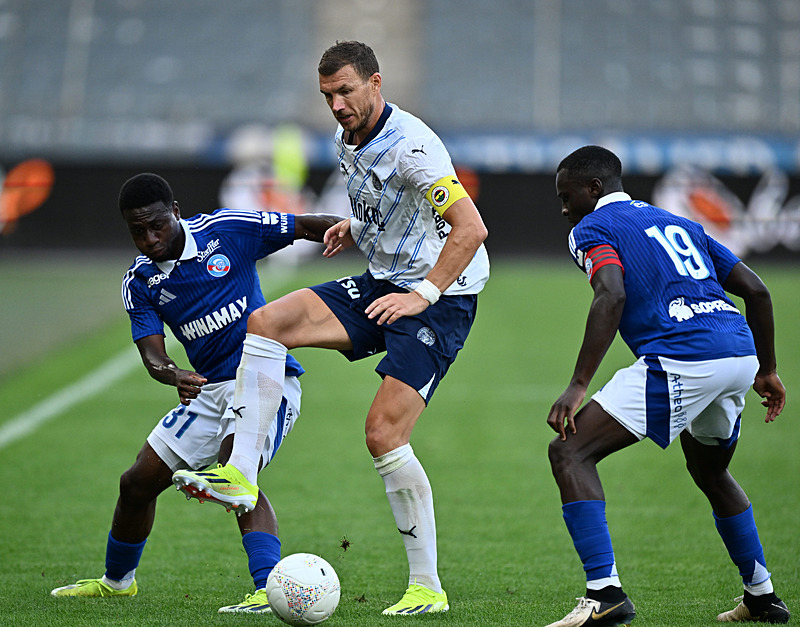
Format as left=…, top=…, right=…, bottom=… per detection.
left=175, top=370, right=207, bottom=405
left=366, top=291, right=429, bottom=326
left=547, top=383, right=587, bottom=441
left=753, top=371, right=786, bottom=423
left=323, top=218, right=354, bottom=258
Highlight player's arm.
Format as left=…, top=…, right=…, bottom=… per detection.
left=294, top=213, right=347, bottom=243
left=547, top=264, right=626, bottom=440
left=722, top=261, right=785, bottom=422
left=134, top=334, right=207, bottom=405
left=421, top=194, right=488, bottom=296
left=366, top=188, right=488, bottom=326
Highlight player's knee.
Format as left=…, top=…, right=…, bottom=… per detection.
left=118, top=465, right=160, bottom=504
left=365, top=423, right=400, bottom=458
left=548, top=438, right=576, bottom=479
left=247, top=302, right=294, bottom=341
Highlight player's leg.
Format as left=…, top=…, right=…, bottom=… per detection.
left=681, top=433, right=789, bottom=623
left=213, top=433, right=278, bottom=614
left=374, top=292, right=479, bottom=615
left=369, top=376, right=450, bottom=616
left=226, top=288, right=350, bottom=485
left=203, top=376, right=302, bottom=614
left=545, top=400, right=638, bottom=627
left=51, top=441, right=173, bottom=597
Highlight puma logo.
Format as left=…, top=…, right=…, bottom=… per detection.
left=398, top=525, right=417, bottom=538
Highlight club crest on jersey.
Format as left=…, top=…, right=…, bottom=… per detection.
left=371, top=171, right=383, bottom=191
left=430, top=185, right=450, bottom=208
left=207, top=253, right=230, bottom=277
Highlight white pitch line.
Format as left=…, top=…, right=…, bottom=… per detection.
left=0, top=265, right=296, bottom=452
left=0, top=346, right=141, bottom=451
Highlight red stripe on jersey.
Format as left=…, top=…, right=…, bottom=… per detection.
left=586, top=244, right=623, bottom=282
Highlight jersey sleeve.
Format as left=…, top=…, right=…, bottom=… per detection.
left=253, top=211, right=297, bottom=258
left=122, top=270, right=165, bottom=342
left=583, top=244, right=623, bottom=282
left=568, top=220, right=620, bottom=281
left=706, top=234, right=741, bottom=284
left=395, top=132, right=456, bottom=199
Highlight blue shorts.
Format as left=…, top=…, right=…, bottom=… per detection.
left=310, top=271, right=478, bottom=404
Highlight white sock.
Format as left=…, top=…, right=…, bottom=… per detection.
left=374, top=444, right=442, bottom=593
left=745, top=578, right=774, bottom=596
left=102, top=572, right=134, bottom=590
left=228, top=334, right=287, bottom=484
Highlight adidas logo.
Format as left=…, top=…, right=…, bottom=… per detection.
left=159, top=289, right=177, bottom=306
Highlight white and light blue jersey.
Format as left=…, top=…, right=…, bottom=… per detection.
left=334, top=103, right=489, bottom=294
left=569, top=193, right=756, bottom=360
left=121, top=209, right=304, bottom=383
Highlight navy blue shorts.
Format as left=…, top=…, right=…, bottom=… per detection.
left=310, top=271, right=478, bottom=404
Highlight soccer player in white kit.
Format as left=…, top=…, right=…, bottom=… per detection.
left=544, top=146, right=788, bottom=626
left=173, top=41, right=490, bottom=615
left=51, top=173, right=342, bottom=614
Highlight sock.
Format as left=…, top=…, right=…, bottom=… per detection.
left=229, top=334, right=287, bottom=484
left=714, top=504, right=773, bottom=594
left=374, top=444, right=441, bottom=593
left=587, top=585, right=627, bottom=603
left=242, top=531, right=281, bottom=590
left=562, top=500, right=621, bottom=590
left=104, top=531, right=146, bottom=587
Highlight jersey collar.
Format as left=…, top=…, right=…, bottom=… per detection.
left=347, top=103, right=393, bottom=150
left=155, top=219, right=197, bottom=275
left=595, top=191, right=632, bottom=211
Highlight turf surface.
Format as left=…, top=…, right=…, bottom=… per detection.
left=0, top=258, right=797, bottom=626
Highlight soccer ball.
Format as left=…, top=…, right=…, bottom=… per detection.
left=266, top=553, right=341, bottom=625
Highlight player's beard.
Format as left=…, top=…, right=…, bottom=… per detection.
left=345, top=100, right=375, bottom=137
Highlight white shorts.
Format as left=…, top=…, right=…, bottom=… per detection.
left=592, top=355, right=759, bottom=449
left=147, top=376, right=301, bottom=472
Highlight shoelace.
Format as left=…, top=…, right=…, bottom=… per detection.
left=564, top=597, right=595, bottom=618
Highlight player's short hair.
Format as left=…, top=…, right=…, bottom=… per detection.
left=318, top=40, right=379, bottom=82
left=557, top=145, right=622, bottom=186
left=119, top=173, right=173, bottom=213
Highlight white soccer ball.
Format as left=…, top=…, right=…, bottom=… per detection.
left=266, top=553, right=341, bottom=625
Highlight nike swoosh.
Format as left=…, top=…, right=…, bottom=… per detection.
left=591, top=601, right=625, bottom=620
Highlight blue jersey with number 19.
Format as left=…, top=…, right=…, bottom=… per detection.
left=121, top=209, right=303, bottom=383
left=568, top=192, right=756, bottom=360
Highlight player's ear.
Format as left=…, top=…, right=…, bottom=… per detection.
left=370, top=72, right=382, bottom=92
left=588, top=177, right=604, bottom=199
left=172, top=201, right=180, bottom=217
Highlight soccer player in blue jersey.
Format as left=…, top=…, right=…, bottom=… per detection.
left=50, top=173, right=341, bottom=614
left=544, top=146, right=789, bottom=626
left=173, top=41, right=490, bottom=615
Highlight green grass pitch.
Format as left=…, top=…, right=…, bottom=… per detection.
left=0, top=259, right=797, bottom=626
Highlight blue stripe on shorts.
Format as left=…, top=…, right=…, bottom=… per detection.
left=644, top=356, right=671, bottom=449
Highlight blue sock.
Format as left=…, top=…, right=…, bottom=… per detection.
left=714, top=504, right=771, bottom=586
left=105, top=532, right=146, bottom=581
left=563, top=500, right=617, bottom=583
left=242, top=531, right=281, bottom=590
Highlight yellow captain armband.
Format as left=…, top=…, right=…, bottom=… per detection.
left=425, top=175, right=470, bottom=216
